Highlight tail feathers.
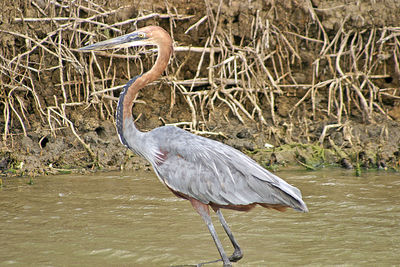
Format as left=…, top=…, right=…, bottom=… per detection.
left=273, top=183, right=308, bottom=213
left=292, top=199, right=308, bottom=212
left=284, top=190, right=308, bottom=212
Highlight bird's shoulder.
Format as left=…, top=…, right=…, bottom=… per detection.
left=148, top=125, right=235, bottom=161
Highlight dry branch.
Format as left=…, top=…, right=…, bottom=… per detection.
left=108, top=13, right=194, bottom=28
left=1, top=0, right=399, bottom=156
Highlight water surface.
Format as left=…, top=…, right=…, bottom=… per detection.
left=1, top=168, right=399, bottom=266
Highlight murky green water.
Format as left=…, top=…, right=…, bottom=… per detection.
left=1, top=168, right=399, bottom=266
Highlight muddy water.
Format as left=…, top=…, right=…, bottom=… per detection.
left=1, top=169, right=399, bottom=266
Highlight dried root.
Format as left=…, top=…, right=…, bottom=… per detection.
left=1, top=0, right=399, bottom=153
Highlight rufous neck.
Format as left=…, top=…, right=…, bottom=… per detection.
left=122, top=42, right=172, bottom=120
left=144, top=43, right=172, bottom=84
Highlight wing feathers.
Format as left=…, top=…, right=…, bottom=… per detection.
left=150, top=126, right=307, bottom=212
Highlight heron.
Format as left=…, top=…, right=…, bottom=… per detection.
left=79, top=26, right=308, bottom=267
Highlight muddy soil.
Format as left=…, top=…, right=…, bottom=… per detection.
left=1, top=0, right=400, bottom=177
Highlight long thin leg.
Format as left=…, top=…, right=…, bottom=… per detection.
left=216, top=209, right=243, bottom=262
left=189, top=198, right=232, bottom=267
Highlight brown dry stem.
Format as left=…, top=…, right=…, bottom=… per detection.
left=1, top=0, right=399, bottom=155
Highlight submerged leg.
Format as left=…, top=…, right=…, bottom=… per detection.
left=216, top=209, right=243, bottom=262
left=189, top=198, right=232, bottom=267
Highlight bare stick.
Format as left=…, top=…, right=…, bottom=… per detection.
left=319, top=124, right=342, bottom=144
left=108, top=13, right=194, bottom=28
left=185, top=15, right=208, bottom=34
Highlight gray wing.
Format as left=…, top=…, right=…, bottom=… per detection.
left=147, top=126, right=308, bottom=212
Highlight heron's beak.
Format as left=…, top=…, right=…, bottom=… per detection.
left=79, top=31, right=150, bottom=51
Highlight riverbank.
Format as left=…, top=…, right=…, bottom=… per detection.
left=2, top=115, right=399, bottom=177
left=1, top=0, right=400, bottom=177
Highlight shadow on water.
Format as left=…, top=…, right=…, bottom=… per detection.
left=1, top=168, right=399, bottom=266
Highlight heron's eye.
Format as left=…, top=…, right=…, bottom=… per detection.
left=138, top=33, right=145, bottom=39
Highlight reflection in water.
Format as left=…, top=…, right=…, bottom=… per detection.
left=1, top=169, right=399, bottom=266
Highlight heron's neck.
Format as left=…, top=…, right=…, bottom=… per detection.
left=122, top=43, right=171, bottom=121
left=116, top=42, right=172, bottom=147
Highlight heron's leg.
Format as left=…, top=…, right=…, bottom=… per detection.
left=189, top=198, right=232, bottom=267
left=216, top=209, right=243, bottom=262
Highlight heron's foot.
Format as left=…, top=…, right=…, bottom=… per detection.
left=229, top=248, right=243, bottom=262
left=175, top=250, right=240, bottom=266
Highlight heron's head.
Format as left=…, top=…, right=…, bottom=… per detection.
left=79, top=26, right=171, bottom=51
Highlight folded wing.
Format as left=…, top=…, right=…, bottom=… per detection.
left=149, top=126, right=308, bottom=212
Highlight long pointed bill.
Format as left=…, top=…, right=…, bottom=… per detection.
left=79, top=31, right=150, bottom=51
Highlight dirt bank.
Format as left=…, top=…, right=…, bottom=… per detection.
left=1, top=0, right=400, bottom=177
